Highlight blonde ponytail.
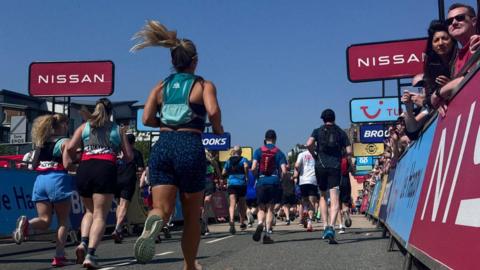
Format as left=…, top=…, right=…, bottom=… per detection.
left=31, top=113, right=68, bottom=147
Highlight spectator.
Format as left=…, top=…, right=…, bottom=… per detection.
left=401, top=74, right=432, bottom=140
left=432, top=3, right=480, bottom=114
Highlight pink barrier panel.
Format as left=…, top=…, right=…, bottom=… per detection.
left=212, top=191, right=229, bottom=218
left=409, top=70, right=480, bottom=270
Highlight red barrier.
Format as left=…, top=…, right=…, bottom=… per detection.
left=211, top=191, right=229, bottom=218
left=360, top=194, right=370, bottom=214
left=409, top=70, right=480, bottom=270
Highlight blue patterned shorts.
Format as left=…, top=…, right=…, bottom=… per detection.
left=149, top=131, right=206, bottom=193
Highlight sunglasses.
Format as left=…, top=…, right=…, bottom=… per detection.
left=446, top=14, right=469, bottom=26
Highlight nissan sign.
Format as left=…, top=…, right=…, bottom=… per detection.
left=347, top=38, right=427, bottom=82
left=29, top=61, right=114, bottom=97
left=202, top=133, right=231, bottom=151
left=360, top=124, right=390, bottom=143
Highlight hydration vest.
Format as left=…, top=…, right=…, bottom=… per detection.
left=160, top=73, right=206, bottom=127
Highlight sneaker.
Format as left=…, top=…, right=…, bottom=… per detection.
left=200, top=220, right=207, bottom=236
left=229, top=222, right=236, bottom=235
left=267, top=229, right=273, bottom=234
left=51, top=256, right=71, bottom=267
left=204, top=227, right=210, bottom=236
left=75, top=243, right=87, bottom=264
left=252, top=223, right=264, bottom=242
left=286, top=220, right=290, bottom=226
left=262, top=235, right=274, bottom=244
left=112, top=230, right=123, bottom=244
left=240, top=223, right=247, bottom=231
left=339, top=227, right=346, bottom=234
left=163, top=226, right=172, bottom=239
left=134, top=215, right=163, bottom=264
left=247, top=212, right=254, bottom=226
left=306, top=221, right=313, bottom=232
left=247, top=223, right=253, bottom=228
left=302, top=216, right=308, bottom=229
left=343, top=211, right=352, bottom=228
left=324, top=226, right=337, bottom=244
left=82, top=254, right=99, bottom=269
left=13, top=216, right=28, bottom=244
left=289, top=215, right=295, bottom=222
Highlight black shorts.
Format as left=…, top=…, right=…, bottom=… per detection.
left=227, top=185, right=247, bottom=197
left=76, top=159, right=117, bottom=198
left=148, top=132, right=206, bottom=193
left=339, top=175, right=352, bottom=204
left=281, top=193, right=298, bottom=205
left=299, top=184, right=319, bottom=198
left=116, top=162, right=137, bottom=201
left=314, top=165, right=341, bottom=192
left=256, top=184, right=281, bottom=205
left=246, top=198, right=258, bottom=208
left=204, top=180, right=216, bottom=197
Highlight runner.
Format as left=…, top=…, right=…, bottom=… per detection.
left=12, top=114, right=73, bottom=267
left=280, top=163, right=296, bottom=226
left=202, top=150, right=221, bottom=236
left=222, top=145, right=249, bottom=234
left=293, top=149, right=319, bottom=232
left=306, top=109, right=352, bottom=244
left=251, top=130, right=287, bottom=244
left=245, top=169, right=258, bottom=228
left=113, top=134, right=145, bottom=243
left=131, top=20, right=223, bottom=270
left=338, top=157, right=353, bottom=234
left=64, top=98, right=133, bottom=268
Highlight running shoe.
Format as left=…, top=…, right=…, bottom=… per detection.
left=163, top=226, right=172, bottom=239
left=204, top=227, right=210, bottom=236
left=229, top=222, right=236, bottom=235
left=247, top=212, right=254, bottom=226
left=286, top=220, right=291, bottom=226
left=13, top=215, right=28, bottom=244
left=306, top=220, right=313, bottom=232
left=343, top=211, right=352, bottom=228
left=75, top=243, right=87, bottom=264
left=324, top=226, right=337, bottom=244
left=247, top=223, right=253, bottom=228
left=111, top=230, right=123, bottom=244
left=289, top=215, right=295, bottom=222
left=262, top=235, right=274, bottom=244
left=240, top=223, right=247, bottom=231
left=51, top=256, right=71, bottom=267
left=252, top=223, right=264, bottom=242
left=339, top=227, right=346, bottom=234
left=134, top=215, right=163, bottom=264
left=200, top=220, right=207, bottom=236
left=302, top=216, right=308, bottom=229
left=82, top=254, right=99, bottom=269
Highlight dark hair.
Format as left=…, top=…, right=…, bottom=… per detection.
left=423, top=20, right=457, bottom=98
left=448, top=3, right=476, bottom=17
left=127, top=133, right=136, bottom=145
left=265, top=129, right=277, bottom=140
left=321, top=109, right=335, bottom=122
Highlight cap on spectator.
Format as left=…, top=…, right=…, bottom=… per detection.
left=265, top=129, right=277, bottom=140
left=321, top=109, right=336, bottom=122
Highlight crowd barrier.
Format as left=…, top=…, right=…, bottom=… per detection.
left=0, top=167, right=231, bottom=238
left=366, top=64, right=480, bottom=270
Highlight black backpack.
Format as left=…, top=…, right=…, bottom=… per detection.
left=317, top=125, right=342, bottom=154
left=227, top=156, right=244, bottom=175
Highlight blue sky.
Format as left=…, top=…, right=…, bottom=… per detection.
left=0, top=0, right=476, bottom=152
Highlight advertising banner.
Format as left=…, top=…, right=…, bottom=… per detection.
left=378, top=168, right=395, bottom=222
left=353, top=143, right=384, bottom=156
left=356, top=156, right=374, bottom=166
left=385, top=118, right=437, bottom=246
left=136, top=108, right=158, bottom=132
left=368, top=182, right=381, bottom=215
left=29, top=61, right=114, bottom=97
left=347, top=38, right=427, bottom=82
left=360, top=194, right=370, bottom=213
left=356, top=165, right=373, bottom=171
left=201, top=133, right=231, bottom=151
left=350, top=97, right=403, bottom=123
left=374, top=175, right=388, bottom=218
left=409, top=70, right=480, bottom=270
left=360, top=124, right=390, bottom=143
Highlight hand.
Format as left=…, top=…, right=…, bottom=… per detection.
left=470, top=34, right=480, bottom=53
left=401, top=90, right=412, bottom=104
left=435, top=75, right=450, bottom=87
left=438, top=102, right=448, bottom=118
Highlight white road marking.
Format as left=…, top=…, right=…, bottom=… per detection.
left=156, top=251, right=174, bottom=256
left=206, top=235, right=234, bottom=244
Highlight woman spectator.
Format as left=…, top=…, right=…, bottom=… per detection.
left=13, top=114, right=72, bottom=267
left=65, top=98, right=133, bottom=268
left=131, top=20, right=223, bottom=270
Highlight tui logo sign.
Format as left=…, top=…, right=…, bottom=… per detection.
left=350, top=97, right=404, bottom=123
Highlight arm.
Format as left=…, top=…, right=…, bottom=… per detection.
left=251, top=160, right=258, bottom=178
left=120, top=126, right=134, bottom=163
left=142, top=81, right=163, bottom=127
left=306, top=137, right=316, bottom=158
left=202, top=81, right=223, bottom=134
left=243, top=161, right=249, bottom=182
left=63, top=123, right=85, bottom=171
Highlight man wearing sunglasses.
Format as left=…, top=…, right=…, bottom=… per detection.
left=431, top=3, right=479, bottom=116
